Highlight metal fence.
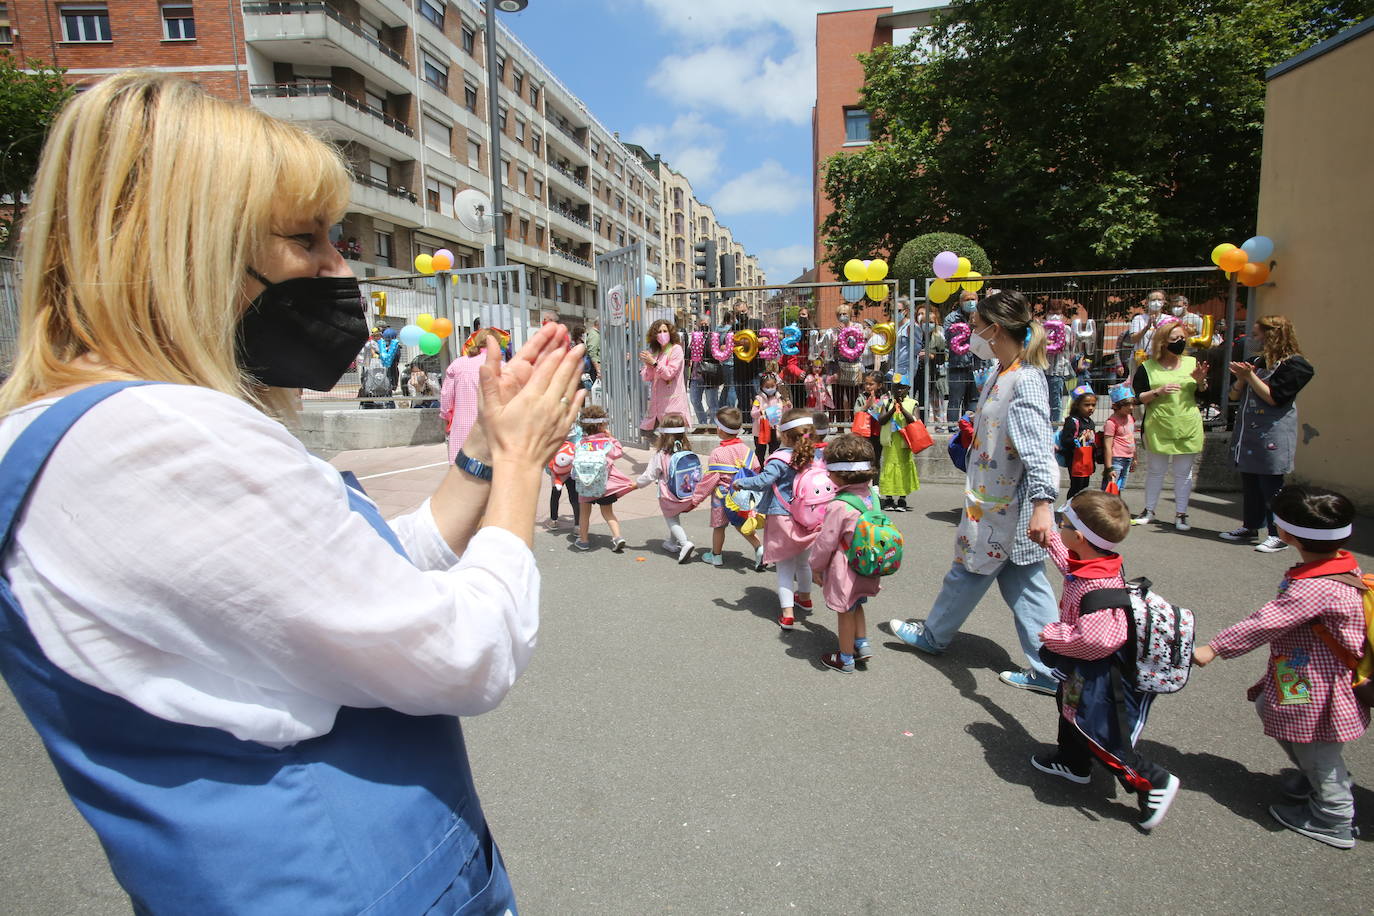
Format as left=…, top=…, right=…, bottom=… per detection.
left=0, top=256, right=20, bottom=376
left=593, top=241, right=650, bottom=443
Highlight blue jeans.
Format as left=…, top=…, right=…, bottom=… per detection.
left=718, top=363, right=736, bottom=409
left=1047, top=375, right=1069, bottom=425
left=946, top=368, right=976, bottom=422
left=1104, top=456, right=1132, bottom=491
left=922, top=558, right=1059, bottom=678
left=689, top=377, right=719, bottom=425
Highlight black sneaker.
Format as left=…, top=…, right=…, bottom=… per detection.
left=896, top=498, right=909, bottom=512
left=1268, top=802, right=1355, bottom=849
left=1138, top=774, right=1180, bottom=831
left=1031, top=754, right=1090, bottom=785
left=880, top=497, right=896, bottom=511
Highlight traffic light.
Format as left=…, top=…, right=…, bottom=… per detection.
left=719, top=253, right=737, bottom=288
left=693, top=239, right=717, bottom=286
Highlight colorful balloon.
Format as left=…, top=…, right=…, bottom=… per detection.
left=866, top=283, right=889, bottom=302
left=960, top=270, right=984, bottom=293
left=837, top=326, right=866, bottom=361
left=841, top=284, right=866, bottom=303
left=418, top=332, right=442, bottom=355
left=843, top=259, right=866, bottom=282
left=416, top=313, right=434, bottom=331
left=1218, top=247, right=1248, bottom=273
left=399, top=324, right=423, bottom=347
left=434, top=248, right=454, bottom=265
left=780, top=324, right=801, bottom=356
left=413, top=253, right=434, bottom=275
left=933, top=250, right=959, bottom=280
left=1187, top=315, right=1215, bottom=349
left=431, top=252, right=453, bottom=271
left=1210, top=242, right=1236, bottom=267
left=928, top=278, right=955, bottom=304
left=430, top=318, right=453, bottom=339
left=865, top=259, right=889, bottom=283
left=948, top=321, right=972, bottom=356
left=756, top=327, right=781, bottom=361
left=689, top=330, right=706, bottom=363
left=1241, top=236, right=1274, bottom=262
left=710, top=331, right=734, bottom=361
left=953, top=256, right=972, bottom=279
left=1239, top=262, right=1271, bottom=287
left=641, top=275, right=658, bottom=298
left=1043, top=317, right=1068, bottom=355
left=869, top=322, right=895, bottom=356
left=733, top=328, right=759, bottom=363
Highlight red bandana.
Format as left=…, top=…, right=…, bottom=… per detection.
left=1066, top=551, right=1123, bottom=581
left=1286, top=549, right=1358, bottom=580
left=719, top=437, right=742, bottom=447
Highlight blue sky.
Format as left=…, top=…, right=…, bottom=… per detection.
left=501, top=1, right=937, bottom=285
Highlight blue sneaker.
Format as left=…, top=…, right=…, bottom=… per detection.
left=998, top=669, right=1058, bottom=696
left=701, top=551, right=724, bottom=567
left=888, top=619, right=942, bottom=655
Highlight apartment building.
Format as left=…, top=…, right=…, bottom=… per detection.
left=627, top=145, right=767, bottom=322
left=1, top=0, right=662, bottom=323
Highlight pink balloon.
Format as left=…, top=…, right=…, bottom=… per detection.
left=1043, top=317, right=1068, bottom=355
left=757, top=327, right=781, bottom=360
left=933, top=251, right=960, bottom=280
left=837, top=326, right=866, bottom=361
left=709, top=331, right=734, bottom=361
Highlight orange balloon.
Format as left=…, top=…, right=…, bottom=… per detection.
left=431, top=253, right=453, bottom=271
left=1238, top=262, right=1270, bottom=287
left=429, top=317, right=454, bottom=339
left=1217, top=248, right=1248, bottom=273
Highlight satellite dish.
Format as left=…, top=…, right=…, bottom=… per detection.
left=455, top=188, right=495, bottom=234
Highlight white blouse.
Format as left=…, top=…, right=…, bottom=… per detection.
left=0, top=385, right=539, bottom=747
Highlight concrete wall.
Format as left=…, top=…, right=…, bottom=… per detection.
left=295, top=408, right=445, bottom=453
left=1254, top=24, right=1374, bottom=510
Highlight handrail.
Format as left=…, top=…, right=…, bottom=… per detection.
left=552, top=247, right=591, bottom=268
left=249, top=82, right=414, bottom=137
left=349, top=168, right=418, bottom=204
left=242, top=2, right=410, bottom=69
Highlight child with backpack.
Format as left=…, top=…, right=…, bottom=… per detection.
left=810, top=433, right=902, bottom=673
left=635, top=412, right=701, bottom=564
left=1058, top=386, right=1098, bottom=502
left=733, top=408, right=822, bottom=630
left=1193, top=485, right=1369, bottom=849
left=688, top=406, right=765, bottom=570
left=877, top=376, right=920, bottom=512
left=1032, top=490, right=1182, bottom=832
left=544, top=420, right=582, bottom=531
left=751, top=371, right=790, bottom=465
left=574, top=405, right=635, bottom=553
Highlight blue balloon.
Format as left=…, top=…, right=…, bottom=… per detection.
left=780, top=324, right=801, bottom=355
left=399, top=324, right=424, bottom=347
left=381, top=327, right=398, bottom=340
left=841, top=284, right=865, bottom=303
left=1241, top=235, right=1274, bottom=263
left=640, top=275, right=658, bottom=298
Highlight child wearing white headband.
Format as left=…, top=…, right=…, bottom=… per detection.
left=1032, top=489, right=1181, bottom=831
left=733, top=407, right=819, bottom=629
left=687, top=406, right=764, bottom=569
left=1194, top=485, right=1366, bottom=849
left=635, top=412, right=700, bottom=564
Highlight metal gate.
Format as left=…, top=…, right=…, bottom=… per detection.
left=594, top=242, right=649, bottom=443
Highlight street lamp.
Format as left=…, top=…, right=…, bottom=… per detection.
left=484, top=0, right=529, bottom=266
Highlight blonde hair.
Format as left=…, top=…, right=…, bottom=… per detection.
left=464, top=328, right=500, bottom=356
left=1149, top=318, right=1189, bottom=361
left=1255, top=314, right=1301, bottom=367
left=0, top=72, right=350, bottom=415
left=977, top=290, right=1047, bottom=371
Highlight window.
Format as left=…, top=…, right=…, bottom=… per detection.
left=496, top=56, right=506, bottom=82
left=161, top=4, right=194, bottom=40
left=617, top=231, right=626, bottom=246
left=519, top=218, right=529, bottom=242
left=673, top=239, right=684, bottom=259
left=498, top=106, right=508, bottom=133
left=844, top=108, right=870, bottom=143
left=516, top=167, right=528, bottom=194
left=672, top=188, right=683, bottom=209
left=593, top=216, right=602, bottom=233
left=418, top=0, right=443, bottom=28
left=365, top=89, right=386, bottom=114
left=421, top=53, right=448, bottom=91
left=512, top=72, right=523, bottom=96
left=60, top=5, right=111, bottom=42
left=423, top=114, right=452, bottom=155
left=501, top=159, right=511, bottom=188
left=461, top=22, right=475, bottom=55
left=533, top=177, right=543, bottom=201
left=463, top=82, right=478, bottom=112
left=514, top=118, right=526, bottom=142
left=530, top=132, right=540, bottom=155
left=425, top=176, right=455, bottom=216
left=0, top=4, right=12, bottom=44
left=375, top=231, right=394, bottom=267
left=369, top=160, right=390, bottom=185
left=535, top=225, right=545, bottom=246
left=529, top=84, right=539, bottom=107
left=673, top=213, right=684, bottom=234
left=467, top=138, right=482, bottom=170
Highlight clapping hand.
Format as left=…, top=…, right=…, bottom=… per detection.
left=1228, top=360, right=1253, bottom=381
left=638, top=349, right=655, bottom=366
left=1191, top=360, right=1210, bottom=383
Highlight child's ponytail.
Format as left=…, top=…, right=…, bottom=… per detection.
left=778, top=406, right=816, bottom=470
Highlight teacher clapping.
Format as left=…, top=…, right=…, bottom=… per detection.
left=1131, top=319, right=1210, bottom=531
left=639, top=318, right=690, bottom=432
left=0, top=73, right=582, bottom=914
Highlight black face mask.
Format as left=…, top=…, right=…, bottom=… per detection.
left=237, top=268, right=368, bottom=390
left=1166, top=338, right=1187, bottom=355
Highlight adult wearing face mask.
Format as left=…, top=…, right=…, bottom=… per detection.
left=0, top=74, right=584, bottom=914
left=730, top=302, right=761, bottom=414
left=1169, top=295, right=1204, bottom=338
left=1125, top=290, right=1168, bottom=371
left=890, top=289, right=1062, bottom=695
left=1131, top=319, right=1210, bottom=530
left=688, top=315, right=720, bottom=424
left=639, top=319, right=690, bottom=433
left=714, top=308, right=737, bottom=409
left=943, top=289, right=987, bottom=429
left=1043, top=301, right=1074, bottom=425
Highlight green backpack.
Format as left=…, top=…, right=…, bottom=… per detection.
left=835, top=491, right=904, bottom=577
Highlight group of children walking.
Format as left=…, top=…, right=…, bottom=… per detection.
left=547, top=399, right=1370, bottom=848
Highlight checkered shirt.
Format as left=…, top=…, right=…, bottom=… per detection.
left=1039, top=530, right=1129, bottom=661
left=1002, top=367, right=1059, bottom=566
left=1209, top=571, right=1370, bottom=743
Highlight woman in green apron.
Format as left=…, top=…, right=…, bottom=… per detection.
left=1131, top=319, right=1210, bottom=530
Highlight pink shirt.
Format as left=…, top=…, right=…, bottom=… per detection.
left=809, top=483, right=882, bottom=612
left=640, top=344, right=690, bottom=431
left=1102, top=413, right=1136, bottom=459
left=439, top=354, right=484, bottom=463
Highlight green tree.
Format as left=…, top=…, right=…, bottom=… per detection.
left=891, top=232, right=992, bottom=285
left=821, top=0, right=1370, bottom=274
left=0, top=54, right=75, bottom=247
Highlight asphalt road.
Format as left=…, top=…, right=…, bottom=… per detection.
left=4, top=483, right=1373, bottom=914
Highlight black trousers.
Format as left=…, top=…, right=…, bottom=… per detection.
left=1066, top=476, right=1092, bottom=500
left=1055, top=682, right=1170, bottom=793
left=549, top=476, right=581, bottom=525
left=1241, top=471, right=1285, bottom=536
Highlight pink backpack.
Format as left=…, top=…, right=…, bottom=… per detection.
left=772, top=451, right=836, bottom=532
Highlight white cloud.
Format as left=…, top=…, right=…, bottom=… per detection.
left=712, top=160, right=808, bottom=216
left=648, top=39, right=815, bottom=126
left=624, top=112, right=725, bottom=187
left=637, top=0, right=830, bottom=44
left=756, top=243, right=814, bottom=286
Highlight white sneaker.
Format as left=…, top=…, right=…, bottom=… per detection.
left=662, top=539, right=681, bottom=554
left=754, top=545, right=767, bottom=571
left=677, top=541, right=695, bottom=563
left=1255, top=535, right=1290, bottom=553
left=1132, top=509, right=1155, bottom=526
left=1174, top=514, right=1190, bottom=532
left=1219, top=527, right=1256, bottom=542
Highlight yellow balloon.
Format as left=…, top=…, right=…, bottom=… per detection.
left=733, top=328, right=759, bottom=363
left=843, top=259, right=866, bottom=282
left=416, top=313, right=435, bottom=331
left=413, top=253, right=434, bottom=275
left=1210, top=243, right=1236, bottom=267
left=960, top=270, right=985, bottom=293
left=953, top=256, right=972, bottom=279
left=865, top=259, right=889, bottom=282
left=866, top=283, right=889, bottom=301
left=928, top=278, right=955, bottom=304
left=870, top=322, right=895, bottom=356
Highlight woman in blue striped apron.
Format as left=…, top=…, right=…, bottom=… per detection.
left=0, top=73, right=584, bottom=914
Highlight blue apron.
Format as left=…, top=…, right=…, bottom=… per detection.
left=0, top=382, right=515, bottom=915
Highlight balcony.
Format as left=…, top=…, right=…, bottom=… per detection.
left=348, top=169, right=424, bottom=227
left=549, top=205, right=590, bottom=230
left=250, top=83, right=419, bottom=162
left=546, top=160, right=588, bottom=195
left=552, top=246, right=593, bottom=269
left=242, top=2, right=413, bottom=95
